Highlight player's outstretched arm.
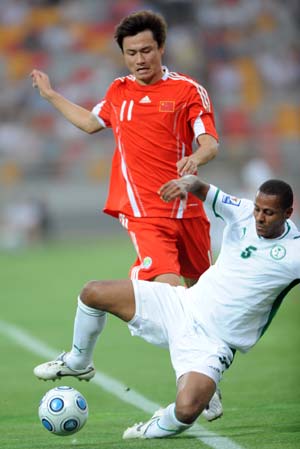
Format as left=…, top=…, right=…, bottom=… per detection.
left=30, top=69, right=102, bottom=134
left=177, top=134, right=218, bottom=176
left=159, top=175, right=210, bottom=202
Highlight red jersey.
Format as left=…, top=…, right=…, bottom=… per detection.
left=92, top=66, right=218, bottom=219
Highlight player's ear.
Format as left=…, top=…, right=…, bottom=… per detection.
left=284, top=207, right=293, bottom=220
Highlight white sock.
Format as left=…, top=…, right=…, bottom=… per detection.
left=65, top=296, right=106, bottom=370
left=144, top=403, right=192, bottom=438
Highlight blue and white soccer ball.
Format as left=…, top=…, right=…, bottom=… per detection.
left=38, top=386, right=88, bottom=436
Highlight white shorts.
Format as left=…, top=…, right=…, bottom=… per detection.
left=128, top=280, right=234, bottom=385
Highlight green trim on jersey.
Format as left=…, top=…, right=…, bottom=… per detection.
left=212, top=188, right=224, bottom=220
left=260, top=279, right=300, bottom=337
left=278, top=221, right=291, bottom=240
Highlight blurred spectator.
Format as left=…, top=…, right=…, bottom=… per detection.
left=256, top=48, right=300, bottom=89
left=0, top=0, right=29, bottom=26
left=1, top=197, right=52, bottom=249
left=241, top=157, right=274, bottom=198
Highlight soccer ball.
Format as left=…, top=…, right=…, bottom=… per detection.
left=38, top=386, right=88, bottom=436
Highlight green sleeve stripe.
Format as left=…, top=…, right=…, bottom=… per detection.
left=212, top=188, right=225, bottom=221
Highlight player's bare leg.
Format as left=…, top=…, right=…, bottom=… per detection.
left=153, top=273, right=182, bottom=286
left=123, top=371, right=217, bottom=439
left=80, top=279, right=136, bottom=321
left=176, top=372, right=216, bottom=423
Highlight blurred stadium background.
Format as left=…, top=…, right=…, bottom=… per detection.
left=0, top=0, right=299, bottom=250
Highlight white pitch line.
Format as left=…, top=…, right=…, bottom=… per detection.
left=0, top=319, right=244, bottom=449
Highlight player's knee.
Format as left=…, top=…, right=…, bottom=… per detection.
left=175, top=396, right=202, bottom=424
left=80, top=280, right=106, bottom=308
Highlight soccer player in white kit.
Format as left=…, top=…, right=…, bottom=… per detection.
left=34, top=175, right=300, bottom=439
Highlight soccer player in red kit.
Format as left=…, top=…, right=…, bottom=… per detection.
left=30, top=10, right=218, bottom=288
left=31, top=9, right=222, bottom=421
left=31, top=11, right=218, bottom=286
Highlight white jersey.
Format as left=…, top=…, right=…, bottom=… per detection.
left=187, top=185, right=300, bottom=352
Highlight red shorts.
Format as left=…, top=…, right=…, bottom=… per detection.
left=119, top=215, right=212, bottom=281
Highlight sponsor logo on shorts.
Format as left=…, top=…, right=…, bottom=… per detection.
left=222, top=195, right=241, bottom=206
left=142, top=256, right=152, bottom=269
left=209, top=365, right=221, bottom=374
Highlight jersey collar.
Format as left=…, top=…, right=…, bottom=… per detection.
left=258, top=221, right=291, bottom=241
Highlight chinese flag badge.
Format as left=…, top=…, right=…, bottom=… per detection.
left=159, top=100, right=175, bottom=112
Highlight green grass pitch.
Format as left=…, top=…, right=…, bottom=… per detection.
left=0, top=237, right=299, bottom=449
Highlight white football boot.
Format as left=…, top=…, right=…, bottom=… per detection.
left=201, top=389, right=223, bottom=422
left=33, top=352, right=95, bottom=381
left=123, top=408, right=166, bottom=439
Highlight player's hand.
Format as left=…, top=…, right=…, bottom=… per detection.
left=30, top=69, right=54, bottom=99
left=176, top=154, right=199, bottom=176
left=159, top=179, right=187, bottom=202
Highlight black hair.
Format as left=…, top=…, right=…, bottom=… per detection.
left=259, top=179, right=293, bottom=210
left=114, top=10, right=167, bottom=51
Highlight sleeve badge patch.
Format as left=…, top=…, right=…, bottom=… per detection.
left=222, top=195, right=241, bottom=206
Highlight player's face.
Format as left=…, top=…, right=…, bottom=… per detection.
left=254, top=192, right=292, bottom=239
left=122, top=30, right=164, bottom=85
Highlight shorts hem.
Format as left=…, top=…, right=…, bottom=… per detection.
left=175, top=366, right=221, bottom=386
left=131, top=269, right=181, bottom=281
